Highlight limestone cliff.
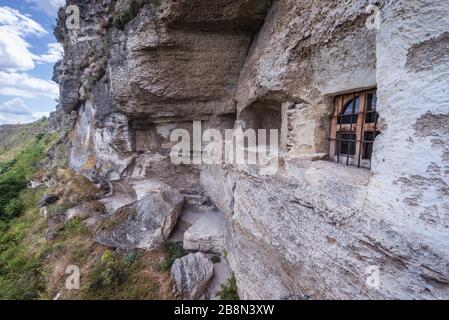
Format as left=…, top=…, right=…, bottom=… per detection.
left=51, top=0, right=449, bottom=299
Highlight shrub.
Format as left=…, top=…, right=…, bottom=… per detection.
left=211, top=255, right=221, bottom=264
left=112, top=0, right=139, bottom=30
left=216, top=274, right=240, bottom=300
left=124, top=250, right=138, bottom=264
left=62, top=218, right=89, bottom=238
left=82, top=250, right=128, bottom=297
left=0, top=159, right=16, bottom=175
left=3, top=198, right=25, bottom=220
left=156, top=242, right=188, bottom=272
left=35, top=133, right=45, bottom=141
left=0, top=174, right=27, bottom=220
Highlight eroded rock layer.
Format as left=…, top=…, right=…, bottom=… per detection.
left=52, top=0, right=449, bottom=299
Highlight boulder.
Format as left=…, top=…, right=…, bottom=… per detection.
left=64, top=204, right=90, bottom=222
left=99, top=192, right=135, bottom=216
left=171, top=253, right=214, bottom=300
left=94, top=181, right=184, bottom=250
left=30, top=180, right=44, bottom=189
left=183, top=213, right=225, bottom=254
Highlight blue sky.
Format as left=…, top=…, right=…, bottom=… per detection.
left=0, top=0, right=65, bottom=124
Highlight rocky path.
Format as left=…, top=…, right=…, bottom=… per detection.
left=169, top=194, right=232, bottom=300
left=94, top=180, right=232, bottom=300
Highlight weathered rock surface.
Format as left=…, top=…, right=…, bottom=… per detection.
left=94, top=180, right=184, bottom=250
left=43, top=202, right=103, bottom=240
left=64, top=204, right=90, bottom=222
left=99, top=192, right=135, bottom=215
left=52, top=0, right=449, bottom=300
left=52, top=0, right=267, bottom=183
left=183, top=212, right=225, bottom=254
left=171, top=253, right=214, bottom=300
left=202, top=0, right=449, bottom=300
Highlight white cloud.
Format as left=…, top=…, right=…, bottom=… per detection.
left=0, top=87, right=40, bottom=98
left=26, top=0, right=66, bottom=17
left=34, top=42, right=64, bottom=64
left=0, top=7, right=46, bottom=35
left=0, top=6, right=61, bottom=116
left=0, top=6, right=49, bottom=72
left=0, top=31, right=35, bottom=71
left=0, top=98, right=32, bottom=115
left=0, top=98, right=49, bottom=124
left=0, top=112, right=49, bottom=125
left=0, top=71, right=59, bottom=99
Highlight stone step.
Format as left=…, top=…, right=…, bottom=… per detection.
left=183, top=211, right=226, bottom=254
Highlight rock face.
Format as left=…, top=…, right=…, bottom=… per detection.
left=212, top=0, right=449, bottom=299
left=53, top=0, right=268, bottom=183
left=183, top=212, right=225, bottom=254
left=171, top=253, right=214, bottom=300
left=52, top=0, right=449, bottom=300
left=95, top=181, right=184, bottom=250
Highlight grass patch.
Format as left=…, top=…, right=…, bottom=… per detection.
left=0, top=118, right=50, bottom=163
left=156, top=242, right=188, bottom=272
left=0, top=126, right=55, bottom=221
left=0, top=121, right=59, bottom=299
left=0, top=119, right=176, bottom=300
left=0, top=190, right=47, bottom=299
left=216, top=274, right=240, bottom=300
left=46, top=203, right=73, bottom=218
left=81, top=250, right=160, bottom=300
left=62, top=218, right=90, bottom=239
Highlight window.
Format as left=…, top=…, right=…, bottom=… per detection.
left=329, top=89, right=380, bottom=169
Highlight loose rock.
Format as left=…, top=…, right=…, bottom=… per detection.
left=171, top=253, right=214, bottom=300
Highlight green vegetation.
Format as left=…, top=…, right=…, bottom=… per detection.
left=62, top=218, right=90, bottom=239
left=0, top=188, right=47, bottom=299
left=211, top=255, right=221, bottom=264
left=82, top=250, right=132, bottom=299
left=81, top=250, right=159, bottom=300
left=0, top=120, right=174, bottom=300
left=0, top=120, right=57, bottom=299
left=156, top=242, right=188, bottom=272
left=0, top=121, right=57, bottom=221
left=112, top=0, right=140, bottom=30
left=0, top=119, right=49, bottom=162
left=46, top=203, right=73, bottom=218
left=0, top=145, right=39, bottom=220
left=216, top=274, right=240, bottom=300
